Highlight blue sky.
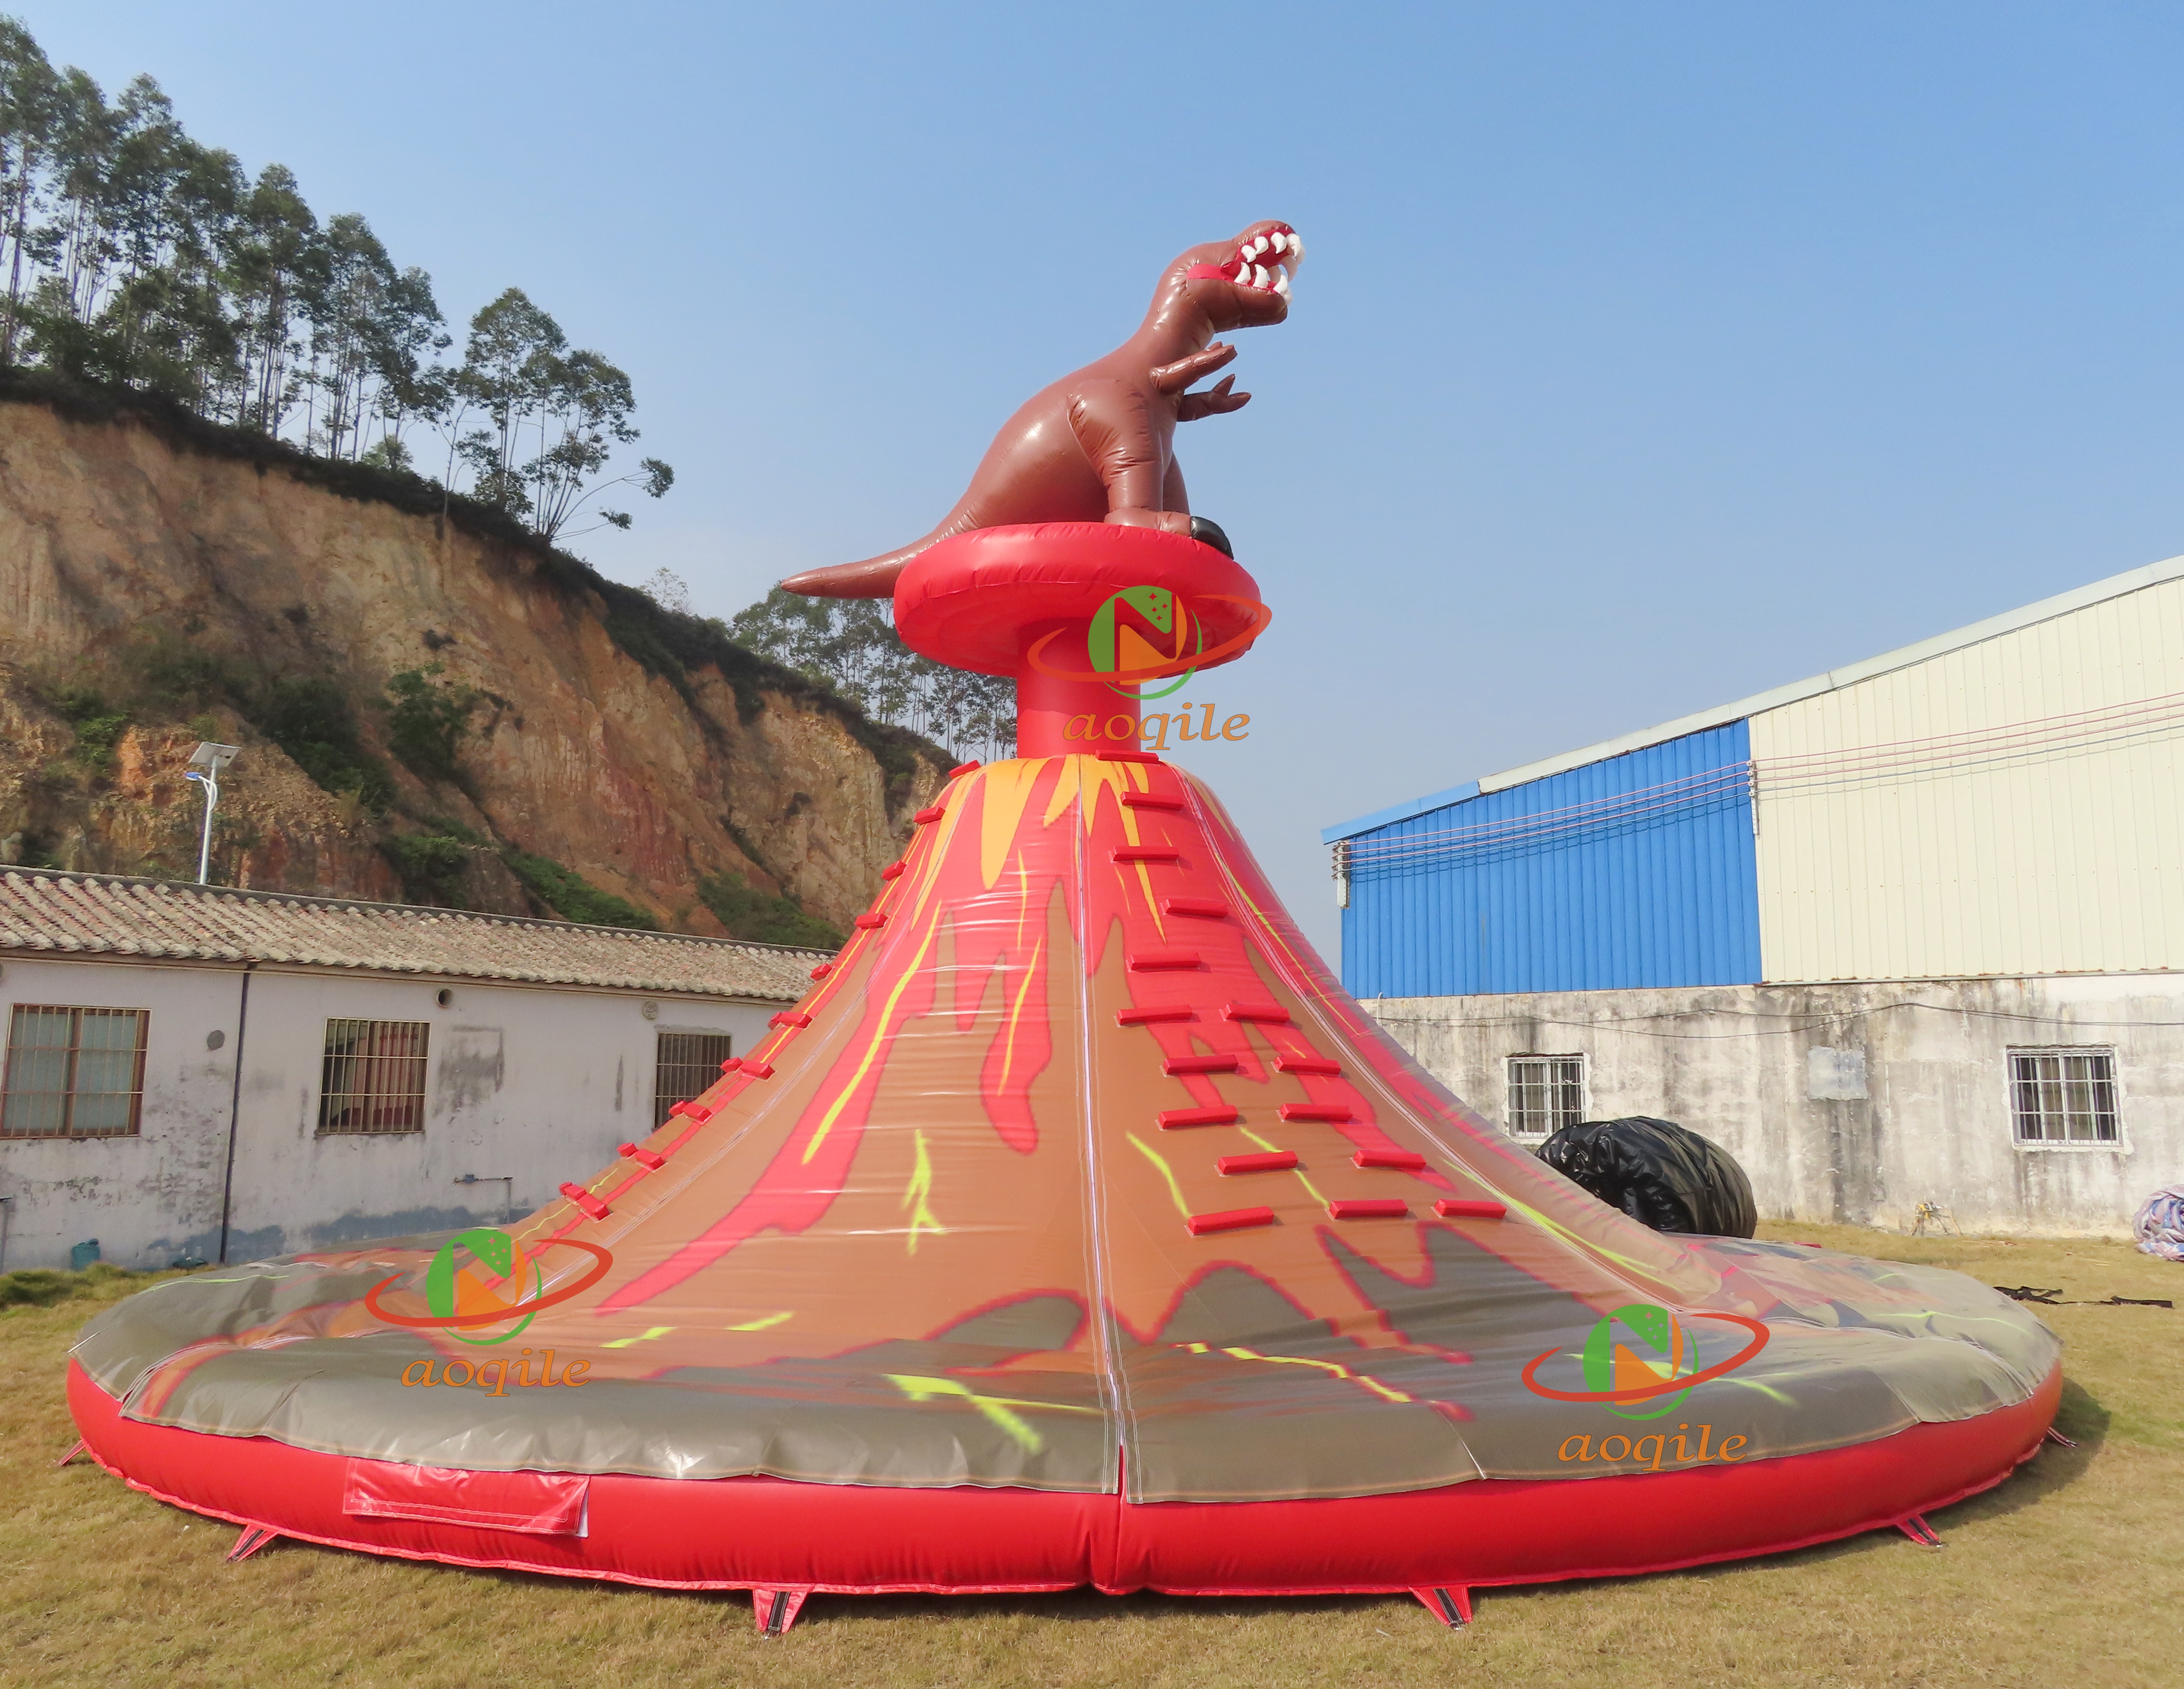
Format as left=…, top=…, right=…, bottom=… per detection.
left=33, top=2, right=2184, bottom=955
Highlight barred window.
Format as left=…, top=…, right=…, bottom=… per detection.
left=1507, top=1053, right=1586, bottom=1139
left=2009, top=1048, right=2120, bottom=1146
left=655, top=1030, right=735, bottom=1128
left=318, top=1019, right=429, bottom=1135
left=1, top=1005, right=148, bottom=1138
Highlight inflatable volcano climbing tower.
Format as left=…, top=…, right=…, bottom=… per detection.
left=69, top=221, right=2061, bottom=1632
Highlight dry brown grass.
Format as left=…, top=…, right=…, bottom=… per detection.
left=2, top=1223, right=2178, bottom=1689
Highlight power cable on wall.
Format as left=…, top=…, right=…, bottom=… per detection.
left=1365, top=996, right=2184, bottom=1042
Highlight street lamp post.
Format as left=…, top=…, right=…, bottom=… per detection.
left=183, top=742, right=240, bottom=885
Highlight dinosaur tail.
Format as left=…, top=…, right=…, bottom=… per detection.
left=778, top=530, right=948, bottom=599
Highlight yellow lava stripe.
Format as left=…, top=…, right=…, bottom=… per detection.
left=1127, top=1132, right=1191, bottom=1219
left=728, top=1311, right=794, bottom=1332
left=902, top=1129, right=945, bottom=1255
left=885, top=1374, right=1102, bottom=1454
left=602, top=1326, right=674, bottom=1349
left=993, top=937, right=1045, bottom=1096
left=978, top=761, right=1046, bottom=889
left=802, top=913, right=944, bottom=1165
left=1175, top=1341, right=1414, bottom=1404
left=1237, top=1124, right=1325, bottom=1205
left=1500, top=1195, right=1671, bottom=1281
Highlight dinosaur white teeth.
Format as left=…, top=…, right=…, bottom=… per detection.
left=1268, top=232, right=1287, bottom=255
left=1252, top=265, right=1270, bottom=288
left=1274, top=270, right=1290, bottom=298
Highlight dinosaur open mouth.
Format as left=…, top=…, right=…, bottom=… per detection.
left=1191, top=226, right=1303, bottom=298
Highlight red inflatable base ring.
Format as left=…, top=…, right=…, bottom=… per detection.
left=68, top=1360, right=2060, bottom=1600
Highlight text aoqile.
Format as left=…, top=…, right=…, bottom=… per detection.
left=1063, top=704, right=1249, bottom=748
left=400, top=1348, right=590, bottom=1393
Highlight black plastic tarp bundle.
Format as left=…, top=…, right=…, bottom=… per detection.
left=1536, top=1117, right=1757, bottom=1238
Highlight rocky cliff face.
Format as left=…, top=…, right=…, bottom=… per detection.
left=0, top=393, right=943, bottom=936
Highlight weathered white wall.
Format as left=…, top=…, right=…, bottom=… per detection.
left=1363, top=972, right=2184, bottom=1236
left=1752, top=574, right=2184, bottom=981
left=0, top=956, right=776, bottom=1269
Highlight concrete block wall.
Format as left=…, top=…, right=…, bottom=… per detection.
left=1363, top=972, right=2184, bottom=1235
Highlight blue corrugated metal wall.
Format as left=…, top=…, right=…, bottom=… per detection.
left=1337, top=722, right=1761, bottom=997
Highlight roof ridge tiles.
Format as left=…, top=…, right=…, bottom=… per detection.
left=0, top=864, right=833, bottom=1001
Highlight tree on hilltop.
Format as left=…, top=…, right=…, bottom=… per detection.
left=0, top=17, right=671, bottom=546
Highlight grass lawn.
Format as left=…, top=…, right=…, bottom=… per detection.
left=2, top=1224, right=2178, bottom=1688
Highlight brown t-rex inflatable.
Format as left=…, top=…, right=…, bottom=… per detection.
left=780, top=219, right=1303, bottom=598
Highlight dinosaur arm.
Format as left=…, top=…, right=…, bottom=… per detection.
left=1176, top=375, right=1249, bottom=423
left=1151, top=343, right=1237, bottom=393
left=1066, top=380, right=1188, bottom=530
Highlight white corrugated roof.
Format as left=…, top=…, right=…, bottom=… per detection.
left=0, top=868, right=828, bottom=1001
left=1325, top=551, right=2184, bottom=840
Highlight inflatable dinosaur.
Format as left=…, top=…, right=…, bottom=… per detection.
left=780, top=219, right=1303, bottom=598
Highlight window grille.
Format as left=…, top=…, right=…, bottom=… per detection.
left=655, top=1031, right=735, bottom=1128
left=1506, top=1053, right=1586, bottom=1139
left=2009, top=1048, right=2120, bottom=1145
left=318, top=1019, right=430, bottom=1134
left=1, top=1005, right=148, bottom=1138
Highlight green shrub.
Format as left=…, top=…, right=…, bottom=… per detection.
left=384, top=664, right=476, bottom=785
left=258, top=677, right=394, bottom=812
left=698, top=871, right=842, bottom=948
left=36, top=683, right=129, bottom=774
left=382, top=832, right=473, bottom=906
left=500, top=850, right=658, bottom=930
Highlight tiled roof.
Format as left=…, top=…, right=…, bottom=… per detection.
left=0, top=868, right=828, bottom=1001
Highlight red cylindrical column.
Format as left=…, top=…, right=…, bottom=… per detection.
left=1016, top=621, right=1139, bottom=757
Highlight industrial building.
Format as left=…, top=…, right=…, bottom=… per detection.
left=1325, top=554, right=2184, bottom=1235
left=0, top=868, right=822, bottom=1270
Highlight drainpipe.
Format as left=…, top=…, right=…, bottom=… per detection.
left=216, top=963, right=256, bottom=1265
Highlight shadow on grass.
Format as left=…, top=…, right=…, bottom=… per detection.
left=423, top=1559, right=1406, bottom=1629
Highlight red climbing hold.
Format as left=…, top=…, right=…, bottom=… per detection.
left=1117, top=1006, right=1194, bottom=1027
left=1112, top=845, right=1181, bottom=863
left=742, top=1060, right=775, bottom=1080
left=913, top=806, right=946, bottom=824
left=1329, top=1199, right=1408, bottom=1221
left=1164, top=1054, right=1239, bottom=1076
left=770, top=1011, right=813, bottom=1029
left=1159, top=1106, right=1240, bottom=1129
left=1353, top=1149, right=1427, bottom=1171
left=947, top=762, right=981, bottom=778
left=855, top=913, right=888, bottom=929
left=1161, top=897, right=1229, bottom=919
left=807, top=963, right=833, bottom=980
left=1129, top=951, right=1201, bottom=971
left=618, top=1143, right=667, bottom=1170
left=1218, top=1151, right=1299, bottom=1175
left=1098, top=749, right=1161, bottom=764
left=1279, top=1103, right=1353, bottom=1123
left=1222, top=1002, right=1291, bottom=1023
left=719, top=1057, right=744, bottom=1073
left=1434, top=1199, right=1508, bottom=1221
left=1276, top=1056, right=1340, bottom=1076
left=880, top=862, right=907, bottom=881
left=1120, top=792, right=1184, bottom=810
left=559, top=1182, right=611, bottom=1220
left=1187, top=1206, right=1276, bottom=1236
